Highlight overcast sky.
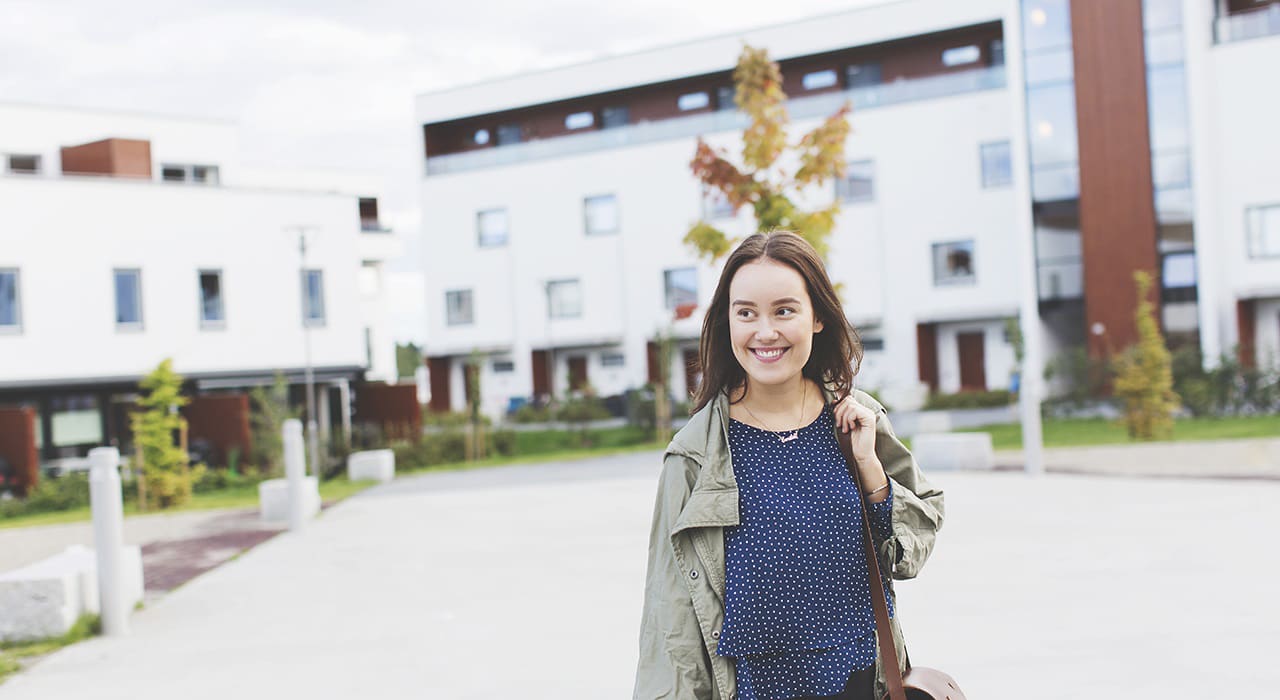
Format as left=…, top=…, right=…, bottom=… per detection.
left=2, top=0, right=881, bottom=341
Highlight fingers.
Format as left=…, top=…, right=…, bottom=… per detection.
left=835, top=396, right=876, bottom=433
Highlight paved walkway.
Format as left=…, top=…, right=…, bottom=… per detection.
left=996, top=436, right=1280, bottom=480
left=0, top=448, right=1276, bottom=699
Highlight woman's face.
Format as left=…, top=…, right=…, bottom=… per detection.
left=727, top=258, right=824, bottom=390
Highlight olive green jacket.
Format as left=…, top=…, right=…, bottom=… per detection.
left=632, top=388, right=945, bottom=700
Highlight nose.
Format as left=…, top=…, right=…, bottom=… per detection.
left=755, top=319, right=780, bottom=341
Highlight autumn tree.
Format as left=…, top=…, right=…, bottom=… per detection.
left=131, top=359, right=205, bottom=509
left=685, top=45, right=852, bottom=262
left=1112, top=271, right=1180, bottom=440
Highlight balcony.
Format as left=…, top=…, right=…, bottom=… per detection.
left=1216, top=4, right=1280, bottom=43
left=425, top=66, right=1007, bottom=176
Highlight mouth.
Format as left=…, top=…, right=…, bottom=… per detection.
left=749, top=347, right=790, bottom=363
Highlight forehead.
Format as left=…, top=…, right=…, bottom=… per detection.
left=728, top=258, right=810, bottom=301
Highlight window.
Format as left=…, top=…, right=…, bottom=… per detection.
left=861, top=337, right=886, bottom=351
left=836, top=160, right=875, bottom=203
left=199, top=270, right=225, bottom=328
left=496, top=124, right=522, bottom=146
left=301, top=269, right=326, bottom=326
left=989, top=38, right=1006, bottom=66
left=845, top=63, right=882, bottom=89
left=359, top=198, right=381, bottom=231
left=601, top=106, right=629, bottom=129
left=802, top=69, right=838, bottom=91
left=584, top=194, right=619, bottom=235
left=1161, top=251, right=1198, bottom=302
left=1247, top=204, right=1280, bottom=258
left=477, top=208, right=508, bottom=247
left=932, top=241, right=976, bottom=285
left=160, top=163, right=219, bottom=185
left=547, top=280, right=582, bottom=319
left=6, top=154, right=41, bottom=175
left=473, top=129, right=491, bottom=145
left=702, top=185, right=735, bottom=220
left=446, top=289, right=474, bottom=326
left=565, top=111, right=595, bottom=130
left=114, top=269, right=144, bottom=328
left=601, top=353, right=626, bottom=367
left=664, top=268, right=698, bottom=311
left=942, top=45, right=982, bottom=67
left=678, top=92, right=710, bottom=111
left=364, top=327, right=374, bottom=368
left=0, top=269, right=20, bottom=331
left=493, top=359, right=515, bottom=373
left=716, top=85, right=736, bottom=111
left=981, top=141, right=1013, bottom=188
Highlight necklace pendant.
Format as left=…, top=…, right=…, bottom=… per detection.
left=778, top=432, right=798, bottom=443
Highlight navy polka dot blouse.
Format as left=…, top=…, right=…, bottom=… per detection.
left=717, top=404, right=895, bottom=700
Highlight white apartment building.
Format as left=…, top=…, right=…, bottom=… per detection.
left=0, top=102, right=400, bottom=464
left=415, top=0, right=1280, bottom=417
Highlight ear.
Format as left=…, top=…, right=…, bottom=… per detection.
left=813, top=317, right=824, bottom=334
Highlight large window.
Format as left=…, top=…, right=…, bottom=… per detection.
left=199, top=270, right=225, bottom=328
left=301, top=269, right=326, bottom=326
left=836, top=160, right=875, bottom=203
left=932, top=241, right=976, bottom=285
left=0, top=268, right=20, bottom=331
left=584, top=194, right=619, bottom=235
left=981, top=141, right=1013, bottom=188
left=1247, top=204, right=1280, bottom=258
left=664, top=268, right=698, bottom=311
left=114, top=268, right=144, bottom=329
left=601, top=106, right=629, bottom=129
left=446, top=289, right=474, bottom=326
left=547, top=279, right=582, bottom=319
left=477, top=208, right=508, bottom=247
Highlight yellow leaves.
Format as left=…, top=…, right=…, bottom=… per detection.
left=1112, top=270, right=1179, bottom=440
left=795, top=104, right=853, bottom=188
left=734, top=45, right=788, bottom=172
left=683, top=222, right=734, bottom=264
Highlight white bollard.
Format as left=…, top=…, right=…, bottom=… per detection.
left=282, top=419, right=307, bottom=532
left=88, top=447, right=128, bottom=637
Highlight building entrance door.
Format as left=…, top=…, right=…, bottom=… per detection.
left=957, top=332, right=987, bottom=391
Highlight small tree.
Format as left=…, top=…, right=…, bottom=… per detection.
left=1112, top=271, right=1179, bottom=439
left=131, top=359, right=204, bottom=509
left=685, top=44, right=852, bottom=263
left=249, top=373, right=297, bottom=476
left=465, top=349, right=485, bottom=460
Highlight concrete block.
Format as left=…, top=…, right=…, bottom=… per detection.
left=258, top=476, right=320, bottom=523
left=347, top=449, right=395, bottom=483
left=0, top=544, right=143, bottom=642
left=911, top=432, right=995, bottom=471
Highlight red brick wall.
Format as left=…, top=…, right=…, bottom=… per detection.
left=183, top=394, right=252, bottom=467
left=0, top=407, right=39, bottom=496
left=356, top=383, right=422, bottom=439
left=61, top=138, right=153, bottom=178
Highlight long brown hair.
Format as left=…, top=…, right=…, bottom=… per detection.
left=691, top=230, right=862, bottom=413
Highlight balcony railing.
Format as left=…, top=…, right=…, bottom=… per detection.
left=1216, top=4, right=1280, bottom=43
left=425, top=65, right=1007, bottom=176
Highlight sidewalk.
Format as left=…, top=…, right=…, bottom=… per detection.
left=0, top=450, right=1276, bottom=699
left=994, top=436, right=1280, bottom=480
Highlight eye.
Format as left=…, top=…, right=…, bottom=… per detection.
left=736, top=308, right=755, bottom=319
left=777, top=307, right=797, bottom=317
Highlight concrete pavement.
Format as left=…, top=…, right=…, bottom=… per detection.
left=1, top=450, right=1277, bottom=698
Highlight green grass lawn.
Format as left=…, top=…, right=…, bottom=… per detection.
left=960, top=414, right=1279, bottom=450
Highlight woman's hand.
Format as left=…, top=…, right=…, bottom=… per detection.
left=835, top=395, right=890, bottom=499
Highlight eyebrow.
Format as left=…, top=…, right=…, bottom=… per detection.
left=731, top=297, right=802, bottom=307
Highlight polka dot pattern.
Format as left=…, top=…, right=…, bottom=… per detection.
left=717, top=405, right=895, bottom=700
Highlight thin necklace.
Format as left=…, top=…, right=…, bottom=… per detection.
left=740, top=380, right=807, bottom=443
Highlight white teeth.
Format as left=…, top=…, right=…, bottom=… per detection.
left=754, top=348, right=784, bottom=359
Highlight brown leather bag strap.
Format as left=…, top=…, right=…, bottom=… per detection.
left=837, top=426, right=908, bottom=700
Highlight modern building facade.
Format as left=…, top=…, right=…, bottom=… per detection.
left=0, top=102, right=400, bottom=468
left=414, top=0, right=1280, bottom=417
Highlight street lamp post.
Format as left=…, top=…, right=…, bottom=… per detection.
left=288, top=225, right=323, bottom=481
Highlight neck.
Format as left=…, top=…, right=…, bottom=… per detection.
left=735, top=375, right=811, bottom=414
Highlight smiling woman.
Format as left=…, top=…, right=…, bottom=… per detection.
left=634, top=230, right=947, bottom=700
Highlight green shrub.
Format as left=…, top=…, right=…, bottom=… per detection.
left=0, top=473, right=92, bottom=518
left=1111, top=271, right=1178, bottom=439
left=510, top=403, right=553, bottom=424
left=192, top=468, right=261, bottom=494
left=555, top=395, right=612, bottom=423
left=923, top=390, right=1013, bottom=410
